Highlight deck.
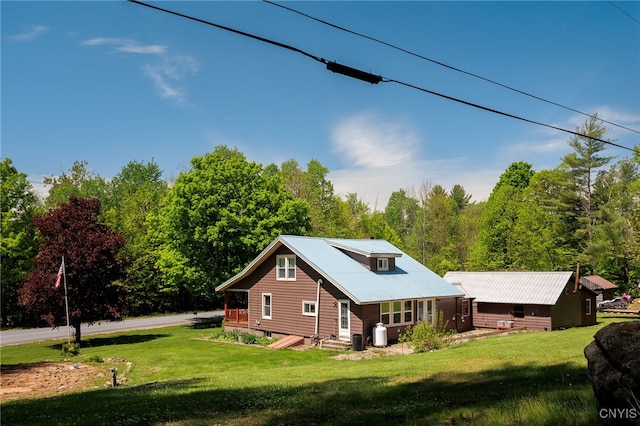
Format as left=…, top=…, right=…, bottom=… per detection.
left=224, top=308, right=249, bottom=326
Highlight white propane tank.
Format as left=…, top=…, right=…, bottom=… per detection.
left=373, top=322, right=387, bottom=347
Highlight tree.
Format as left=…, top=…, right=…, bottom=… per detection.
left=44, top=161, right=108, bottom=207
left=449, top=184, right=472, bottom=211
left=156, top=146, right=310, bottom=302
left=561, top=114, right=614, bottom=244
left=103, top=160, right=170, bottom=315
left=385, top=189, right=418, bottom=242
left=18, top=197, right=126, bottom=343
left=468, top=162, right=535, bottom=270
left=510, top=168, right=579, bottom=271
left=1, top=159, right=40, bottom=326
left=587, top=154, right=640, bottom=289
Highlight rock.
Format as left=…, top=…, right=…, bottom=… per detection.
left=584, top=322, right=640, bottom=424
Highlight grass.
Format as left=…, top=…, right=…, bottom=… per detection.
left=1, top=317, right=634, bottom=425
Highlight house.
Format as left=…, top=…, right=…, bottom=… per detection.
left=216, top=235, right=473, bottom=347
left=579, top=275, right=618, bottom=303
left=443, top=271, right=598, bottom=331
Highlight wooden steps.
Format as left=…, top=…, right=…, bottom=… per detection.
left=268, top=335, right=304, bottom=349
left=319, top=339, right=351, bottom=351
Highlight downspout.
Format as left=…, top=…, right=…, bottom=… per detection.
left=315, top=279, right=323, bottom=336
left=455, top=297, right=460, bottom=333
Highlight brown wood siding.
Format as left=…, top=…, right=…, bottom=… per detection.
left=360, top=304, right=380, bottom=345
left=337, top=249, right=370, bottom=270
left=317, top=276, right=363, bottom=340
left=334, top=249, right=397, bottom=272
left=438, top=298, right=474, bottom=333
left=579, top=287, right=597, bottom=327
left=551, top=283, right=597, bottom=329
left=235, top=246, right=365, bottom=340
left=551, top=283, right=582, bottom=329
left=474, top=302, right=552, bottom=331
left=370, top=257, right=396, bottom=272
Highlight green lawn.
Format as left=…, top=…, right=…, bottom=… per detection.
left=1, top=317, right=632, bottom=425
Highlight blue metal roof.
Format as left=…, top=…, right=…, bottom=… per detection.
left=217, top=235, right=464, bottom=304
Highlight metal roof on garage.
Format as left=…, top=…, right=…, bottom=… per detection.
left=443, top=271, right=575, bottom=305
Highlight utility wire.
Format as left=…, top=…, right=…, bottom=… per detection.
left=263, top=0, right=640, bottom=135
left=608, top=1, right=640, bottom=25
left=129, top=0, right=638, bottom=154
left=384, top=78, right=637, bottom=152
left=128, top=0, right=326, bottom=64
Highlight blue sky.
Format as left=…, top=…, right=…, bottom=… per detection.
left=3, top=1, right=639, bottom=209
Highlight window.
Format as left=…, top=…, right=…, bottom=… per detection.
left=586, top=299, right=592, bottom=315
left=302, top=301, right=316, bottom=316
left=381, top=302, right=390, bottom=324
left=513, top=305, right=525, bottom=318
left=380, top=300, right=413, bottom=325
left=462, top=299, right=470, bottom=317
left=262, top=293, right=272, bottom=319
left=403, top=300, right=413, bottom=323
left=377, top=258, right=389, bottom=271
left=276, top=255, right=296, bottom=280
left=393, top=301, right=402, bottom=323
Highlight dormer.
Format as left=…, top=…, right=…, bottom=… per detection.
left=327, top=239, right=402, bottom=272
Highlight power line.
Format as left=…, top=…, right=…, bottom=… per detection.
left=384, top=78, right=637, bottom=152
left=262, top=0, right=640, bottom=135
left=608, top=1, right=640, bottom=25
left=128, top=0, right=325, bottom=64
left=128, top=0, right=638, bottom=154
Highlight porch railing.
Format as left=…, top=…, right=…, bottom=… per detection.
left=225, top=308, right=248, bottom=324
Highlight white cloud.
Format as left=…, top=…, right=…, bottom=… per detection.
left=143, top=65, right=183, bottom=101
left=142, top=55, right=200, bottom=104
left=27, top=175, right=51, bottom=201
left=505, top=135, right=568, bottom=155
left=328, top=113, right=499, bottom=209
left=331, top=112, right=419, bottom=168
left=82, top=37, right=167, bottom=55
left=569, top=106, right=640, bottom=130
left=330, top=157, right=500, bottom=210
left=8, top=25, right=48, bottom=42
left=82, top=36, right=200, bottom=104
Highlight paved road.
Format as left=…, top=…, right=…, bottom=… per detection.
left=0, top=311, right=223, bottom=347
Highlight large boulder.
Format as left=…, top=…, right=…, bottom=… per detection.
left=584, top=321, right=640, bottom=424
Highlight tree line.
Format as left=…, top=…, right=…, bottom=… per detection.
left=2, top=115, right=639, bottom=332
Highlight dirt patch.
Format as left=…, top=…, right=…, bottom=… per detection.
left=331, top=328, right=525, bottom=360
left=0, top=359, right=130, bottom=401
left=332, top=342, right=414, bottom=360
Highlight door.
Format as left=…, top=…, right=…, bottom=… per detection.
left=417, top=299, right=435, bottom=324
left=338, top=299, right=350, bottom=341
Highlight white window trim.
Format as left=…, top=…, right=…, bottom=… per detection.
left=302, top=301, right=317, bottom=317
left=586, top=298, right=592, bottom=315
left=262, top=293, right=272, bottom=319
left=380, top=300, right=413, bottom=325
left=276, top=255, right=296, bottom=281
left=377, top=258, right=389, bottom=271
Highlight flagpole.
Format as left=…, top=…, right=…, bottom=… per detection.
left=61, top=256, right=71, bottom=345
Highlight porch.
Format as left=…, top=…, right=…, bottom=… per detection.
left=223, top=291, right=249, bottom=326
left=224, top=308, right=249, bottom=326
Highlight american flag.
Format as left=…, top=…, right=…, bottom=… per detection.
left=55, top=261, right=64, bottom=289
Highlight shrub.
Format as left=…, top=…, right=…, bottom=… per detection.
left=61, top=342, right=80, bottom=356
left=211, top=328, right=274, bottom=346
left=241, top=333, right=259, bottom=344
left=399, top=311, right=455, bottom=353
